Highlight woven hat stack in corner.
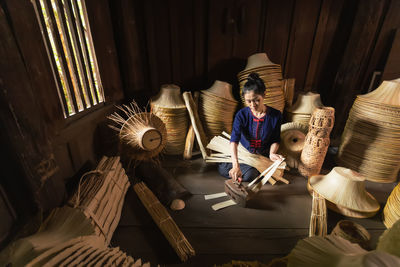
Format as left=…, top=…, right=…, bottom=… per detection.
left=309, top=167, right=380, bottom=218
left=150, top=84, right=189, bottom=155
left=237, top=53, right=285, bottom=112
left=337, top=78, right=400, bottom=183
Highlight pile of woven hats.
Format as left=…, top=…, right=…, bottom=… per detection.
left=286, top=92, right=324, bottom=125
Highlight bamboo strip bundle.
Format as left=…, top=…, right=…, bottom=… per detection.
left=309, top=191, right=327, bottom=237
left=0, top=206, right=95, bottom=266
left=337, top=79, right=400, bottom=183
left=331, top=220, right=370, bottom=250
left=383, top=183, right=400, bottom=228
left=151, top=84, right=189, bottom=155
left=206, top=132, right=287, bottom=184
left=238, top=53, right=285, bottom=112
left=299, top=107, right=335, bottom=177
left=133, top=182, right=195, bottom=262
left=68, top=156, right=130, bottom=244
left=285, top=92, right=324, bottom=125
left=288, top=235, right=400, bottom=267
left=183, top=91, right=209, bottom=159
left=184, top=91, right=200, bottom=160
left=108, top=102, right=167, bottom=161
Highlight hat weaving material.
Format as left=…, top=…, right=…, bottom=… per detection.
left=199, top=80, right=238, bottom=139
left=286, top=92, right=324, bottom=125
left=309, top=167, right=380, bottom=218
left=108, top=103, right=167, bottom=161
left=298, top=107, right=335, bottom=177
left=383, top=183, right=400, bottom=228
left=377, top=219, right=400, bottom=258
left=337, top=79, right=400, bottom=183
left=278, top=122, right=308, bottom=169
left=150, top=84, right=189, bottom=155
left=237, top=53, right=285, bottom=112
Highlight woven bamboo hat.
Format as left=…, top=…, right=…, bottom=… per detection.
left=309, top=167, right=380, bottom=214
left=286, top=92, right=324, bottom=125
left=383, top=183, right=400, bottom=228
left=199, top=81, right=238, bottom=138
left=278, top=122, right=308, bottom=169
left=337, top=79, right=400, bottom=183
left=238, top=53, right=285, bottom=112
left=150, top=84, right=189, bottom=155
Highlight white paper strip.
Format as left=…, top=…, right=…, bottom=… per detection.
left=212, top=199, right=237, bottom=211
left=204, top=192, right=228, bottom=200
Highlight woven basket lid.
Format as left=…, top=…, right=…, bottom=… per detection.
left=359, top=78, right=400, bottom=106
left=280, top=122, right=308, bottom=153
left=287, top=92, right=324, bottom=114
left=244, top=53, right=276, bottom=70
left=309, top=167, right=380, bottom=213
left=202, top=80, right=237, bottom=102
left=150, top=84, right=185, bottom=109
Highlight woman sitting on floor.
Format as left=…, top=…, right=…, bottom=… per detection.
left=218, top=72, right=283, bottom=182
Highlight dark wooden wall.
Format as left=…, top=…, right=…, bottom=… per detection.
left=110, top=0, right=400, bottom=136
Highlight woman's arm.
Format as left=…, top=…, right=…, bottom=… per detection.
left=269, top=142, right=283, bottom=161
left=229, top=142, right=242, bottom=181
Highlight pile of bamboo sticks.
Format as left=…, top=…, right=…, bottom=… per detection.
left=206, top=132, right=287, bottom=184
left=309, top=191, right=327, bottom=237
left=68, top=156, right=130, bottom=245
left=133, top=182, right=195, bottom=262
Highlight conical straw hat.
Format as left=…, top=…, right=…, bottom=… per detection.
left=202, top=80, right=236, bottom=102
left=309, top=167, right=380, bottom=213
left=150, top=84, right=186, bottom=108
left=287, top=92, right=324, bottom=114
left=359, top=78, right=400, bottom=106
left=244, top=53, right=276, bottom=70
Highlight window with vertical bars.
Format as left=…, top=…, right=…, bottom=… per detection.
left=32, top=0, right=104, bottom=118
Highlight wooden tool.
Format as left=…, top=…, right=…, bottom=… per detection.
left=224, top=179, right=252, bottom=207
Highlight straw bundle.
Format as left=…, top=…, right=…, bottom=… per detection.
left=288, top=235, right=400, bottom=267
left=108, top=102, right=167, bottom=161
left=285, top=92, right=324, bottom=125
left=337, top=79, right=400, bottom=183
left=331, top=220, right=370, bottom=250
left=68, top=156, right=130, bottom=244
left=199, top=80, right=238, bottom=139
left=237, top=53, right=285, bottom=112
left=309, top=167, right=380, bottom=218
left=383, top=183, right=400, bottom=228
left=151, top=84, right=189, bottom=155
left=278, top=122, right=308, bottom=169
left=206, top=132, right=287, bottom=185
left=298, top=107, right=334, bottom=177
left=183, top=91, right=209, bottom=159
left=133, top=182, right=195, bottom=262
left=377, top=219, right=400, bottom=258
left=309, top=191, right=327, bottom=237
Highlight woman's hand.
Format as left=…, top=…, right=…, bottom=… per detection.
left=269, top=153, right=284, bottom=162
left=229, top=166, right=242, bottom=181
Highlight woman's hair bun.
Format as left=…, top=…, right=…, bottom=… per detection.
left=247, top=72, right=260, bottom=81
left=242, top=72, right=266, bottom=96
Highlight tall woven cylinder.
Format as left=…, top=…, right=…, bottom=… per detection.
left=150, top=84, right=189, bottom=155
left=299, top=107, right=335, bottom=177
left=337, top=79, right=400, bottom=183
left=199, top=80, right=238, bottom=139
left=237, top=53, right=285, bottom=112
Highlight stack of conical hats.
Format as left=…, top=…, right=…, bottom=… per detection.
left=237, top=53, right=285, bottom=112
left=383, top=183, right=400, bottom=228
left=150, top=84, right=189, bottom=155
left=286, top=92, right=324, bottom=125
left=199, top=81, right=238, bottom=139
left=337, top=79, right=400, bottom=183
left=309, top=167, right=380, bottom=218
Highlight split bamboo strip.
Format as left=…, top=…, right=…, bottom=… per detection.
left=184, top=91, right=200, bottom=160
left=206, top=133, right=287, bottom=184
left=183, top=91, right=209, bottom=159
left=309, top=191, right=327, bottom=237
left=133, top=182, right=195, bottom=262
left=283, top=78, right=295, bottom=108
left=68, top=156, right=130, bottom=244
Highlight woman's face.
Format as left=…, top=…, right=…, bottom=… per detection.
left=244, top=90, right=264, bottom=112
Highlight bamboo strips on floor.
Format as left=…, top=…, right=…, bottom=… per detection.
left=68, top=156, right=130, bottom=244
left=133, top=182, right=195, bottom=262
left=309, top=191, right=327, bottom=237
